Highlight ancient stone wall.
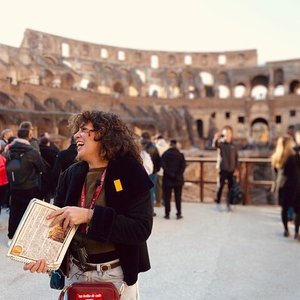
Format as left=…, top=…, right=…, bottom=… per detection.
left=0, top=28, right=299, bottom=148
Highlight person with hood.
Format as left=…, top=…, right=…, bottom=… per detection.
left=6, top=128, right=45, bottom=245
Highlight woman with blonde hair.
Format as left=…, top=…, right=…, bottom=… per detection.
left=271, top=135, right=300, bottom=238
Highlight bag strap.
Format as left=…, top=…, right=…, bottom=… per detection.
left=58, top=285, right=69, bottom=300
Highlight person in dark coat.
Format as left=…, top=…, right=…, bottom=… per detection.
left=6, top=128, right=46, bottom=245
left=24, top=111, right=153, bottom=298
left=161, top=139, right=186, bottom=219
left=39, top=136, right=59, bottom=202
left=51, top=136, right=77, bottom=189
left=271, top=135, right=300, bottom=238
left=213, top=125, right=239, bottom=211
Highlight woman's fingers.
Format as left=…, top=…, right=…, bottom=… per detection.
left=23, top=259, right=48, bottom=273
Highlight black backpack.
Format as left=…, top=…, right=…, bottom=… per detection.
left=6, top=153, right=25, bottom=185
left=228, top=177, right=244, bottom=205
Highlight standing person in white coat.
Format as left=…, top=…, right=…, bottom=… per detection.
left=155, top=136, right=169, bottom=207
left=140, top=149, right=153, bottom=176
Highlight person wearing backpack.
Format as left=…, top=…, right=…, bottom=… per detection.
left=6, top=128, right=46, bottom=246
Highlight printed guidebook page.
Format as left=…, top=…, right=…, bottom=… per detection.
left=7, top=198, right=78, bottom=270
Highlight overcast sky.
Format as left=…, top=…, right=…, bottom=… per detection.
left=1, top=0, right=299, bottom=64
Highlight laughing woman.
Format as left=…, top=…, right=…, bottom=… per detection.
left=24, top=111, right=153, bottom=300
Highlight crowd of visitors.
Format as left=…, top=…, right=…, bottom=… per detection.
left=0, top=111, right=187, bottom=299
left=1, top=113, right=300, bottom=299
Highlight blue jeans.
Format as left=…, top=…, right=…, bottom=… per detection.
left=149, top=173, right=157, bottom=207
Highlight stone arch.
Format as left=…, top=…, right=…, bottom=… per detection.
left=167, top=71, right=180, bottom=98
left=168, top=71, right=179, bottom=86
left=65, top=99, right=81, bottom=113
left=274, top=85, right=285, bottom=97
left=61, top=73, right=75, bottom=89
left=103, top=66, right=113, bottom=81
left=0, top=91, right=16, bottom=108
left=250, top=75, right=269, bottom=100
left=274, top=68, right=284, bottom=85
left=234, top=83, right=246, bottom=98
left=181, top=70, right=196, bottom=98
left=289, top=80, right=300, bottom=94
left=251, top=74, right=269, bottom=87
left=87, top=81, right=98, bottom=91
left=40, top=69, right=54, bottom=87
left=251, top=117, right=269, bottom=144
left=218, top=85, right=230, bottom=99
left=97, top=66, right=113, bottom=94
left=24, top=93, right=46, bottom=111
left=216, top=72, right=231, bottom=98
left=149, top=84, right=164, bottom=98
left=120, top=68, right=131, bottom=83
left=113, top=81, right=124, bottom=94
left=42, top=55, right=58, bottom=65
left=199, top=72, right=215, bottom=97
left=44, top=97, right=65, bottom=111
left=128, top=86, right=139, bottom=97
left=128, top=70, right=142, bottom=96
left=273, top=68, right=285, bottom=97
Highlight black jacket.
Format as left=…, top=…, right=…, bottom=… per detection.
left=215, top=141, right=238, bottom=172
left=54, top=155, right=153, bottom=285
left=7, top=139, right=45, bottom=190
left=275, top=155, right=300, bottom=209
left=142, top=141, right=161, bottom=174
left=52, top=143, right=77, bottom=188
left=161, top=147, right=186, bottom=187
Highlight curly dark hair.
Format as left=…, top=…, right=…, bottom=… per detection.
left=69, top=111, right=142, bottom=163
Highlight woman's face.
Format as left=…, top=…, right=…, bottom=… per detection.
left=73, top=122, right=101, bottom=162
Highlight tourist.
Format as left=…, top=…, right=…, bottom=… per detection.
left=271, top=136, right=300, bottom=238
left=140, top=147, right=153, bottom=175
left=141, top=131, right=161, bottom=216
left=39, top=136, right=59, bottom=202
left=0, top=128, right=13, bottom=154
left=6, top=128, right=45, bottom=246
left=161, top=139, right=186, bottom=219
left=213, top=125, right=239, bottom=211
left=24, top=110, right=153, bottom=299
left=51, top=136, right=77, bottom=188
left=155, top=135, right=169, bottom=207
left=19, top=121, right=40, bottom=152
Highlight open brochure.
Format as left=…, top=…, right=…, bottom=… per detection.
left=7, top=198, right=78, bottom=270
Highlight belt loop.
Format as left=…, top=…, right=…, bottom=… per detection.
left=96, top=264, right=102, bottom=273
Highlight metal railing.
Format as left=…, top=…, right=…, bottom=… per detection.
left=185, top=156, right=273, bottom=204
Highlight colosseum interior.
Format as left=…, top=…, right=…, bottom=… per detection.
left=0, top=28, right=299, bottom=149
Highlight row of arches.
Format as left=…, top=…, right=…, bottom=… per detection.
left=12, top=55, right=300, bottom=100
left=0, top=91, right=80, bottom=113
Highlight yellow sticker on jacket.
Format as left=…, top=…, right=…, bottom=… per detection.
left=114, top=179, right=123, bottom=192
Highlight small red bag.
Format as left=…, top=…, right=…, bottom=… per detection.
left=58, top=282, right=120, bottom=300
